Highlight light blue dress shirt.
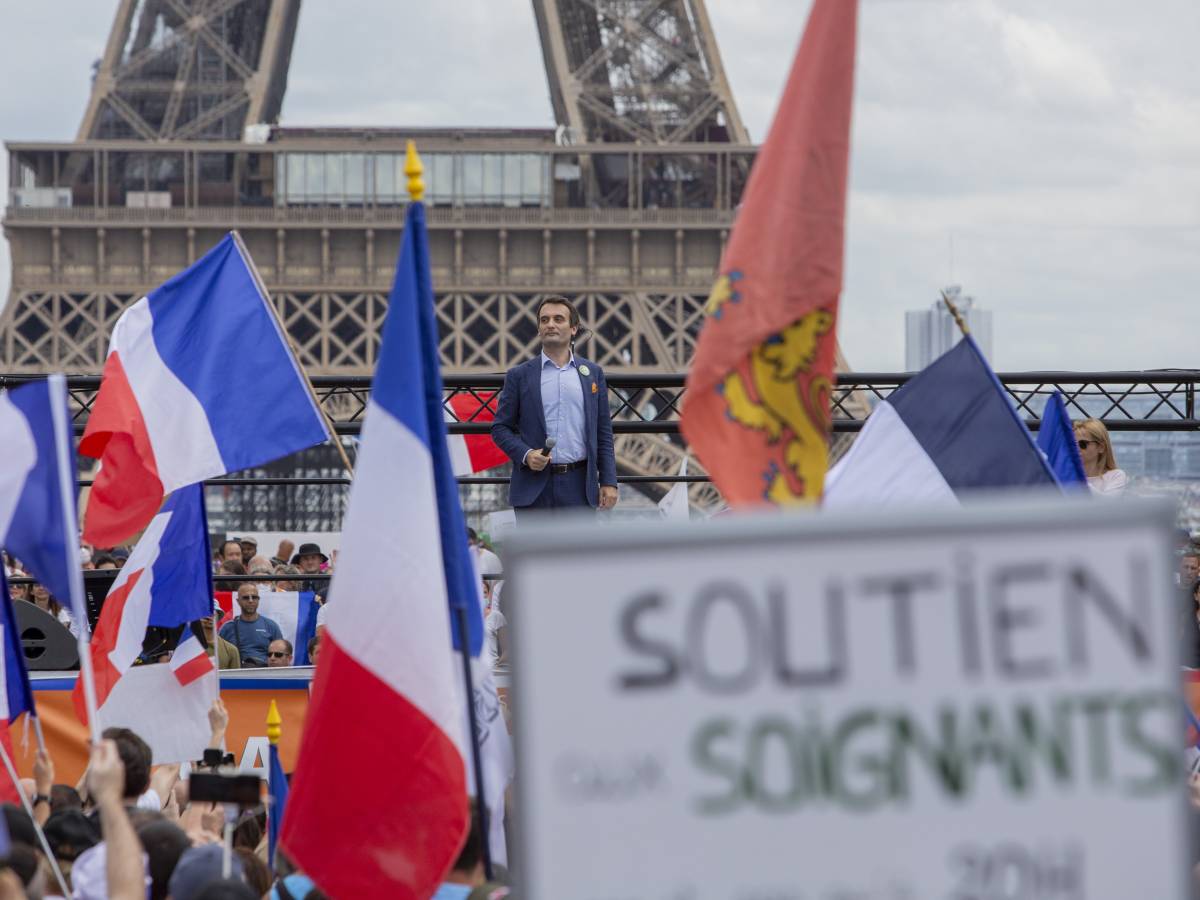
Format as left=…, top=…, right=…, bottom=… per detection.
left=539, top=350, right=587, bottom=464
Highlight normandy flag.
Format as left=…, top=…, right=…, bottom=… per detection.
left=680, top=0, right=858, bottom=506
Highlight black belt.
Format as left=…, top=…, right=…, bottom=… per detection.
left=549, top=459, right=587, bottom=475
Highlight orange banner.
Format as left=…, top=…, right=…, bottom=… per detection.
left=14, top=675, right=310, bottom=785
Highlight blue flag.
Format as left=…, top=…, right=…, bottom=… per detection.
left=0, top=375, right=86, bottom=627
left=1036, top=392, right=1086, bottom=486
left=267, top=741, right=289, bottom=867
left=396, top=200, right=485, bottom=656
left=0, top=571, right=35, bottom=725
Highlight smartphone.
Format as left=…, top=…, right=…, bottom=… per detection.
left=188, top=772, right=262, bottom=806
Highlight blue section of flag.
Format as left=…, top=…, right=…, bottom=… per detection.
left=1036, top=392, right=1087, bottom=486
left=293, top=592, right=319, bottom=665
left=888, top=336, right=1059, bottom=492
left=4, top=379, right=82, bottom=616
left=268, top=741, right=289, bottom=867
left=375, top=202, right=484, bottom=656
left=0, top=571, right=35, bottom=724
left=146, top=233, right=329, bottom=474
left=146, top=485, right=215, bottom=627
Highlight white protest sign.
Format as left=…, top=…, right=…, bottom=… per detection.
left=508, top=496, right=1187, bottom=900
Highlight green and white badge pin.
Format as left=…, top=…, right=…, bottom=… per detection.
left=579, top=365, right=590, bottom=376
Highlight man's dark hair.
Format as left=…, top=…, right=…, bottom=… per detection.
left=222, top=560, right=247, bottom=577
left=0, top=804, right=37, bottom=848
left=536, top=295, right=580, bottom=329
left=43, top=809, right=100, bottom=862
left=451, top=806, right=484, bottom=874
left=50, top=783, right=82, bottom=814
left=138, top=820, right=191, bottom=900
left=101, top=726, right=153, bottom=799
left=307, top=635, right=319, bottom=658
left=93, top=554, right=117, bottom=568
left=467, top=527, right=479, bottom=544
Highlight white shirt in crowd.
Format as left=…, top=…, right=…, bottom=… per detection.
left=485, top=608, right=507, bottom=671
left=1087, top=469, right=1127, bottom=498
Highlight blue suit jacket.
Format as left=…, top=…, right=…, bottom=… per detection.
left=491, top=355, right=617, bottom=508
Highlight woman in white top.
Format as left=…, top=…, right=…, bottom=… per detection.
left=30, top=582, right=79, bottom=637
left=1074, top=418, right=1127, bottom=497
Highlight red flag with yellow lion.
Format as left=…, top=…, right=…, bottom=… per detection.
left=681, top=0, right=857, bottom=507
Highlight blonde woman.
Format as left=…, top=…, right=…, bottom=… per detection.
left=1074, top=418, right=1127, bottom=497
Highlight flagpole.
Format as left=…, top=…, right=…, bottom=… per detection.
left=0, top=738, right=71, bottom=898
left=454, top=604, right=494, bottom=881
left=940, top=289, right=971, bottom=338
left=47, top=374, right=100, bottom=742
left=228, top=230, right=355, bottom=476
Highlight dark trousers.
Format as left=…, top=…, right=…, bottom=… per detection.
left=514, top=465, right=591, bottom=522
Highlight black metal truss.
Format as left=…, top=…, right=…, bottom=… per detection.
left=6, top=371, right=1195, bottom=436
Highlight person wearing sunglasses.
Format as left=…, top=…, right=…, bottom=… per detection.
left=1073, top=418, right=1127, bottom=497
left=266, top=639, right=294, bottom=668
left=219, top=583, right=284, bottom=668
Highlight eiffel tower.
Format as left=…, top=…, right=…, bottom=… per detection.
left=1, top=0, right=845, bottom=518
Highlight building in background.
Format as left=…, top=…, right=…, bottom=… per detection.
left=904, top=287, right=994, bottom=371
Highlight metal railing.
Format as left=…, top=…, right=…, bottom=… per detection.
left=0, top=371, right=1194, bottom=438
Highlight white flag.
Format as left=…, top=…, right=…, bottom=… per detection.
left=658, top=457, right=690, bottom=522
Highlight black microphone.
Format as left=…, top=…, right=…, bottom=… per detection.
left=540, top=436, right=557, bottom=456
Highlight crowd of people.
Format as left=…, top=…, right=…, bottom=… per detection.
left=3, top=528, right=510, bottom=677
left=0, top=698, right=513, bottom=898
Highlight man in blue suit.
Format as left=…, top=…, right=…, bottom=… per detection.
left=491, top=296, right=618, bottom=517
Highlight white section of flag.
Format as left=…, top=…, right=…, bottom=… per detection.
left=0, top=393, right=37, bottom=539
left=658, top=457, right=690, bottom=522
left=112, top=298, right=225, bottom=492
left=104, top=511, right=172, bottom=678
left=823, top=401, right=957, bottom=509
left=95, top=663, right=217, bottom=764
left=170, top=632, right=214, bottom=686
left=257, top=591, right=312, bottom=658
left=326, top=400, right=466, bottom=756
left=447, top=433, right=473, bottom=477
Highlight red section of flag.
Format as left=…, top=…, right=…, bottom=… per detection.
left=0, top=726, right=19, bottom=804
left=448, top=392, right=508, bottom=473
left=79, top=351, right=164, bottom=547
left=72, top=569, right=143, bottom=723
left=214, top=592, right=234, bottom=628
left=280, top=635, right=468, bottom=898
left=170, top=636, right=215, bottom=687
left=680, top=0, right=858, bottom=507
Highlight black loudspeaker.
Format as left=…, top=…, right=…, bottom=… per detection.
left=14, top=600, right=80, bottom=671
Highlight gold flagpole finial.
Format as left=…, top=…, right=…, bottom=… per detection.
left=266, top=699, right=282, bottom=746
left=405, top=140, right=425, bottom=202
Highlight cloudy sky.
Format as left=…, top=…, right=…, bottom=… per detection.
left=1, top=0, right=1197, bottom=371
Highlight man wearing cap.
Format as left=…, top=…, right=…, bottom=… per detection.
left=491, top=295, right=618, bottom=518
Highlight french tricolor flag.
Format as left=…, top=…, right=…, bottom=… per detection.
left=0, top=376, right=88, bottom=630
left=80, top=233, right=331, bottom=548
left=73, top=485, right=217, bottom=757
left=446, top=392, right=507, bottom=475
left=215, top=591, right=319, bottom=665
left=282, top=155, right=481, bottom=899
left=0, top=572, right=36, bottom=805
left=823, top=336, right=1059, bottom=507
